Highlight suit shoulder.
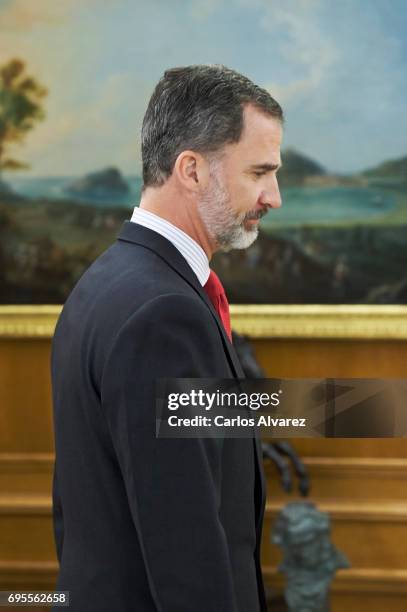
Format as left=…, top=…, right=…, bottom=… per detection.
left=126, top=292, right=215, bottom=329
left=106, top=292, right=220, bottom=362
left=101, top=292, right=227, bottom=386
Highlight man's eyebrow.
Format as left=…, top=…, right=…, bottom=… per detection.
left=247, top=162, right=282, bottom=172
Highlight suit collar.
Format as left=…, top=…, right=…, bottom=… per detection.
left=129, top=208, right=210, bottom=286
left=117, top=221, right=245, bottom=378
left=118, top=220, right=204, bottom=294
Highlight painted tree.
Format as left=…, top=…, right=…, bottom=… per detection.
left=0, top=58, right=47, bottom=172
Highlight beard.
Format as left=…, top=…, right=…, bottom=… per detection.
left=197, top=159, right=264, bottom=252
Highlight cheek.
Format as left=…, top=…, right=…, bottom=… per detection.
left=232, top=181, right=260, bottom=212
left=245, top=187, right=262, bottom=211
left=236, top=194, right=253, bottom=215
left=224, top=172, right=260, bottom=213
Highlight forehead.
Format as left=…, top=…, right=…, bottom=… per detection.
left=223, top=104, right=282, bottom=166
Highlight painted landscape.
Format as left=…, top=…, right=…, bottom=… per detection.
left=1, top=1, right=406, bottom=304
left=1, top=151, right=406, bottom=304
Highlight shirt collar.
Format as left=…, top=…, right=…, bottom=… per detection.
left=130, top=206, right=210, bottom=286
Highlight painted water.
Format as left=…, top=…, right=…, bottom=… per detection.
left=6, top=175, right=143, bottom=208
left=6, top=177, right=396, bottom=227
left=263, top=186, right=395, bottom=227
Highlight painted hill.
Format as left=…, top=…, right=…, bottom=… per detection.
left=64, top=166, right=130, bottom=199
left=0, top=177, right=24, bottom=201
left=279, top=149, right=326, bottom=187
left=363, top=155, right=407, bottom=179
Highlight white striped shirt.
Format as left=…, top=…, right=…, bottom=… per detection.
left=130, top=207, right=210, bottom=286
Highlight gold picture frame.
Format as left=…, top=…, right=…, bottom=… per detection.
left=1, top=304, right=407, bottom=340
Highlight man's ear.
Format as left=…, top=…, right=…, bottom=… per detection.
left=173, top=151, right=210, bottom=193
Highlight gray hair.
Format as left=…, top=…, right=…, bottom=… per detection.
left=141, top=64, right=283, bottom=188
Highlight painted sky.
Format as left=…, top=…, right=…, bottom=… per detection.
left=1, top=0, right=406, bottom=176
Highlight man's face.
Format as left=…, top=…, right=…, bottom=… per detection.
left=197, top=104, right=282, bottom=252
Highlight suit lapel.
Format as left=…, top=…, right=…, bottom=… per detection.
left=117, top=221, right=244, bottom=378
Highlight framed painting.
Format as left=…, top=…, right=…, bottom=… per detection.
left=0, top=1, right=406, bottom=336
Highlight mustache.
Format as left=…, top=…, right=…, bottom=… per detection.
left=244, top=206, right=268, bottom=221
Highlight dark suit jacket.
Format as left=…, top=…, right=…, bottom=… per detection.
left=51, top=221, right=267, bottom=611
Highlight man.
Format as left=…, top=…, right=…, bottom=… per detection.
left=51, top=64, right=283, bottom=611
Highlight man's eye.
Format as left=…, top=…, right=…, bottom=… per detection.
left=253, top=171, right=264, bottom=177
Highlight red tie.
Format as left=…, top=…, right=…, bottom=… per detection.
left=204, top=270, right=232, bottom=342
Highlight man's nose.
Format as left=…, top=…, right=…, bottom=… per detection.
left=259, top=180, right=282, bottom=209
